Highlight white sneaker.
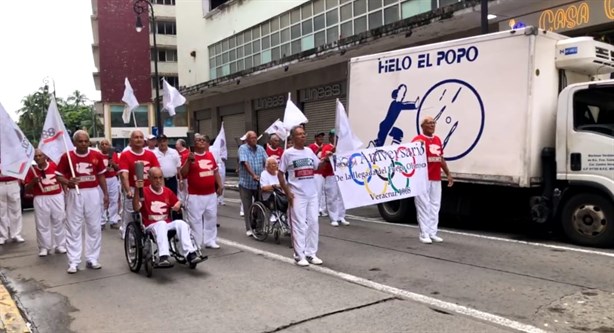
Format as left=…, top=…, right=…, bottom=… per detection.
left=56, top=247, right=67, bottom=254
left=206, top=243, right=221, bottom=249
left=307, top=256, right=323, bottom=265
left=331, top=221, right=339, bottom=227
left=295, top=259, right=309, bottom=267
left=67, top=266, right=78, bottom=274
left=339, top=218, right=350, bottom=226
left=13, top=235, right=25, bottom=243
left=86, top=261, right=102, bottom=270
left=38, top=249, right=48, bottom=257
left=246, top=230, right=253, bottom=237
left=240, top=211, right=245, bottom=217
left=430, top=235, right=443, bottom=243
left=269, top=213, right=277, bottom=222
left=321, top=211, right=328, bottom=217
left=419, top=235, right=432, bottom=244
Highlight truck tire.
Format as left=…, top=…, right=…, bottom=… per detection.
left=561, top=193, right=614, bottom=248
left=377, top=199, right=415, bottom=223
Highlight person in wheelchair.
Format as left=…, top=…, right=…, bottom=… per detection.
left=259, top=157, right=287, bottom=222
left=133, top=167, right=203, bottom=267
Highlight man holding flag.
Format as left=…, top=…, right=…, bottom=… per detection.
left=210, top=123, right=227, bottom=206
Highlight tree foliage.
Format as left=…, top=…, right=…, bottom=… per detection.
left=17, top=87, right=103, bottom=146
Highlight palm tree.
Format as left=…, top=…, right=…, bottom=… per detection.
left=18, top=87, right=52, bottom=144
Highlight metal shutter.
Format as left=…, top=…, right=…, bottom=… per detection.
left=257, top=107, right=284, bottom=140
left=222, top=113, right=245, bottom=171
left=303, top=97, right=346, bottom=139
left=197, top=118, right=212, bottom=138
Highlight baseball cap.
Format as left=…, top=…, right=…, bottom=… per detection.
left=314, top=132, right=325, bottom=137
left=157, top=134, right=168, bottom=140
left=146, top=134, right=156, bottom=140
left=329, top=129, right=336, bottom=135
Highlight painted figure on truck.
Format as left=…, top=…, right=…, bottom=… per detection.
left=372, top=84, right=420, bottom=147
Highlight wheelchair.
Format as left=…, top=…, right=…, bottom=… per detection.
left=248, top=187, right=290, bottom=244
left=123, top=210, right=207, bottom=278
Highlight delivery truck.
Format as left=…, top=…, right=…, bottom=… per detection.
left=347, top=26, right=614, bottom=247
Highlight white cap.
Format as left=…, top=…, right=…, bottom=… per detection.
left=146, top=134, right=156, bottom=140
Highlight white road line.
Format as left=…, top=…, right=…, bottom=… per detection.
left=217, top=237, right=548, bottom=333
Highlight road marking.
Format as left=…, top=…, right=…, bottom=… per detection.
left=0, top=282, right=31, bottom=333
left=221, top=198, right=614, bottom=258
left=218, top=237, right=547, bottom=333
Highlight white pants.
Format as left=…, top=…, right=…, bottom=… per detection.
left=217, top=162, right=226, bottom=204
left=314, top=174, right=326, bottom=213
left=186, top=193, right=218, bottom=247
left=34, top=194, right=66, bottom=250
left=102, top=177, right=120, bottom=225
left=289, top=195, right=319, bottom=260
left=66, top=188, right=102, bottom=266
left=0, top=181, right=22, bottom=241
left=145, top=220, right=196, bottom=257
left=415, top=181, right=442, bottom=237
left=324, top=176, right=345, bottom=222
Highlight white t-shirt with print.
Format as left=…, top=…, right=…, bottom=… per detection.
left=278, top=147, right=320, bottom=198
left=259, top=170, right=280, bottom=200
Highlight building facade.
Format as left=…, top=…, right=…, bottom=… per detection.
left=176, top=0, right=614, bottom=170
left=91, top=0, right=188, bottom=150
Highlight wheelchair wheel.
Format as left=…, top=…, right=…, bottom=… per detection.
left=249, top=202, right=270, bottom=241
left=144, top=239, right=154, bottom=278
left=124, top=222, right=143, bottom=273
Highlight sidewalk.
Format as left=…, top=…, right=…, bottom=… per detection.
left=0, top=275, right=31, bottom=333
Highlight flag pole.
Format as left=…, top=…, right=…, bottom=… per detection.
left=62, top=135, right=80, bottom=195
left=132, top=109, right=138, bottom=128
left=29, top=166, right=45, bottom=192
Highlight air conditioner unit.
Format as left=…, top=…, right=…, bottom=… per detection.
left=555, top=37, right=614, bottom=75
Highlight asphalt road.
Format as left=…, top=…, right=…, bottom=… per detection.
left=0, top=190, right=613, bottom=333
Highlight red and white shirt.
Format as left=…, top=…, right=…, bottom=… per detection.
left=265, top=144, right=284, bottom=161
left=102, top=151, right=119, bottom=178
left=279, top=147, right=320, bottom=198
left=320, top=143, right=335, bottom=177
left=181, top=151, right=218, bottom=195
left=412, top=134, right=443, bottom=181
left=309, top=143, right=324, bottom=175
left=56, top=149, right=107, bottom=189
left=177, top=148, right=190, bottom=162
left=118, top=148, right=160, bottom=187
left=25, top=162, right=63, bottom=196
left=140, top=185, right=178, bottom=227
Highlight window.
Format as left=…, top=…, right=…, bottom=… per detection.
left=154, top=0, right=175, bottom=5
left=573, top=87, right=614, bottom=137
left=153, top=76, right=179, bottom=89
left=211, top=0, right=229, bottom=10
left=110, top=105, right=148, bottom=128
left=401, top=0, right=431, bottom=19
left=156, top=21, right=176, bottom=35
left=161, top=105, right=188, bottom=128
left=153, top=49, right=177, bottom=62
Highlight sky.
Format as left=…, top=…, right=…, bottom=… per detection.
left=0, top=0, right=99, bottom=121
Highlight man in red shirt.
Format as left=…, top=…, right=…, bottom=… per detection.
left=0, top=170, right=23, bottom=245
left=412, top=116, right=454, bottom=244
left=265, top=134, right=284, bottom=161
left=308, top=132, right=327, bottom=216
left=180, top=134, right=223, bottom=249
left=118, top=130, right=160, bottom=238
left=99, top=139, right=121, bottom=230
left=56, top=131, right=109, bottom=274
left=24, top=149, right=67, bottom=257
left=133, top=167, right=204, bottom=267
left=321, top=129, right=350, bottom=227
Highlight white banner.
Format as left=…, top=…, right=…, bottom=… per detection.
left=332, top=142, right=428, bottom=209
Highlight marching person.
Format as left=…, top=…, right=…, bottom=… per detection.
left=118, top=130, right=161, bottom=238
left=24, top=149, right=67, bottom=256
left=309, top=132, right=327, bottom=217
left=321, top=129, right=349, bottom=227
left=238, top=131, right=267, bottom=236
left=154, top=134, right=181, bottom=195
left=99, top=139, right=121, bottom=230
left=278, top=126, right=331, bottom=267
left=175, top=138, right=190, bottom=202
left=209, top=138, right=227, bottom=206
left=145, top=134, right=157, bottom=151
left=180, top=134, right=223, bottom=249
left=0, top=168, right=24, bottom=245
left=133, top=167, right=204, bottom=266
left=412, top=116, right=454, bottom=244
left=265, top=134, right=284, bottom=161
left=56, top=130, right=109, bottom=274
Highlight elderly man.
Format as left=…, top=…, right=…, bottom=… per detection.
left=56, top=130, right=109, bottom=274
left=238, top=131, right=267, bottom=236
left=118, top=130, right=161, bottom=238
left=0, top=168, right=24, bottom=245
left=24, top=149, right=66, bottom=256
left=278, top=126, right=331, bottom=267
left=145, top=134, right=157, bottom=151
left=133, top=167, right=204, bottom=266
left=309, top=132, right=327, bottom=217
left=260, top=157, right=283, bottom=222
left=180, top=134, right=223, bottom=249
left=154, top=134, right=181, bottom=195
left=412, top=116, right=454, bottom=244
left=265, top=134, right=284, bottom=161
left=99, top=139, right=121, bottom=229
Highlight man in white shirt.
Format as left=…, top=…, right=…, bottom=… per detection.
left=278, top=126, right=331, bottom=267
left=154, top=134, right=181, bottom=195
left=145, top=135, right=157, bottom=151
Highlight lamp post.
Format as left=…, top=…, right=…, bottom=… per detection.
left=133, top=0, right=163, bottom=136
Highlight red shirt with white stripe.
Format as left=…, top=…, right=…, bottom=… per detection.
left=320, top=143, right=335, bottom=177
left=140, top=185, right=178, bottom=227
left=25, top=161, right=63, bottom=196
left=56, top=149, right=107, bottom=189
left=265, top=144, right=284, bottom=161
left=181, top=151, right=218, bottom=195
left=412, top=134, right=444, bottom=181
left=102, top=151, right=119, bottom=178
left=118, top=148, right=160, bottom=187
left=309, top=143, right=324, bottom=175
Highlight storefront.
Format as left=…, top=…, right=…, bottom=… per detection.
left=254, top=93, right=285, bottom=141
left=195, top=109, right=213, bottom=139
left=300, top=81, right=347, bottom=139
left=219, top=103, right=245, bottom=170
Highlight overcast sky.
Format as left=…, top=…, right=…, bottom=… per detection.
left=0, top=0, right=99, bottom=120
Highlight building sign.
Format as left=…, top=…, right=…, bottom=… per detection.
left=299, top=82, right=346, bottom=103
left=253, top=94, right=285, bottom=111
left=499, top=0, right=614, bottom=33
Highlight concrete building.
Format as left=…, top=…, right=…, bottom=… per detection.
left=91, top=0, right=188, bottom=149
left=176, top=0, right=614, bottom=170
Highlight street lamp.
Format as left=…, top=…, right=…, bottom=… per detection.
left=133, top=0, right=163, bottom=135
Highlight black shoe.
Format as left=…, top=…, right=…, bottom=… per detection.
left=187, top=252, right=204, bottom=265
left=158, top=255, right=172, bottom=267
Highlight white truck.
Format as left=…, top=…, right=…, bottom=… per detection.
left=347, top=26, right=614, bottom=247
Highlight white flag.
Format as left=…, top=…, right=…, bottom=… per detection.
left=39, top=96, right=74, bottom=164
left=282, top=93, right=308, bottom=130
left=211, top=122, right=227, bottom=160
left=122, top=77, right=139, bottom=124
left=334, top=98, right=363, bottom=155
left=264, top=118, right=288, bottom=141
left=162, top=78, right=186, bottom=117
left=0, top=102, right=35, bottom=180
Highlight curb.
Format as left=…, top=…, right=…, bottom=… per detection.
left=0, top=275, right=31, bottom=333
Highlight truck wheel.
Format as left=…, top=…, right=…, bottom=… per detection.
left=377, top=199, right=415, bottom=223
left=561, top=193, right=614, bottom=247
